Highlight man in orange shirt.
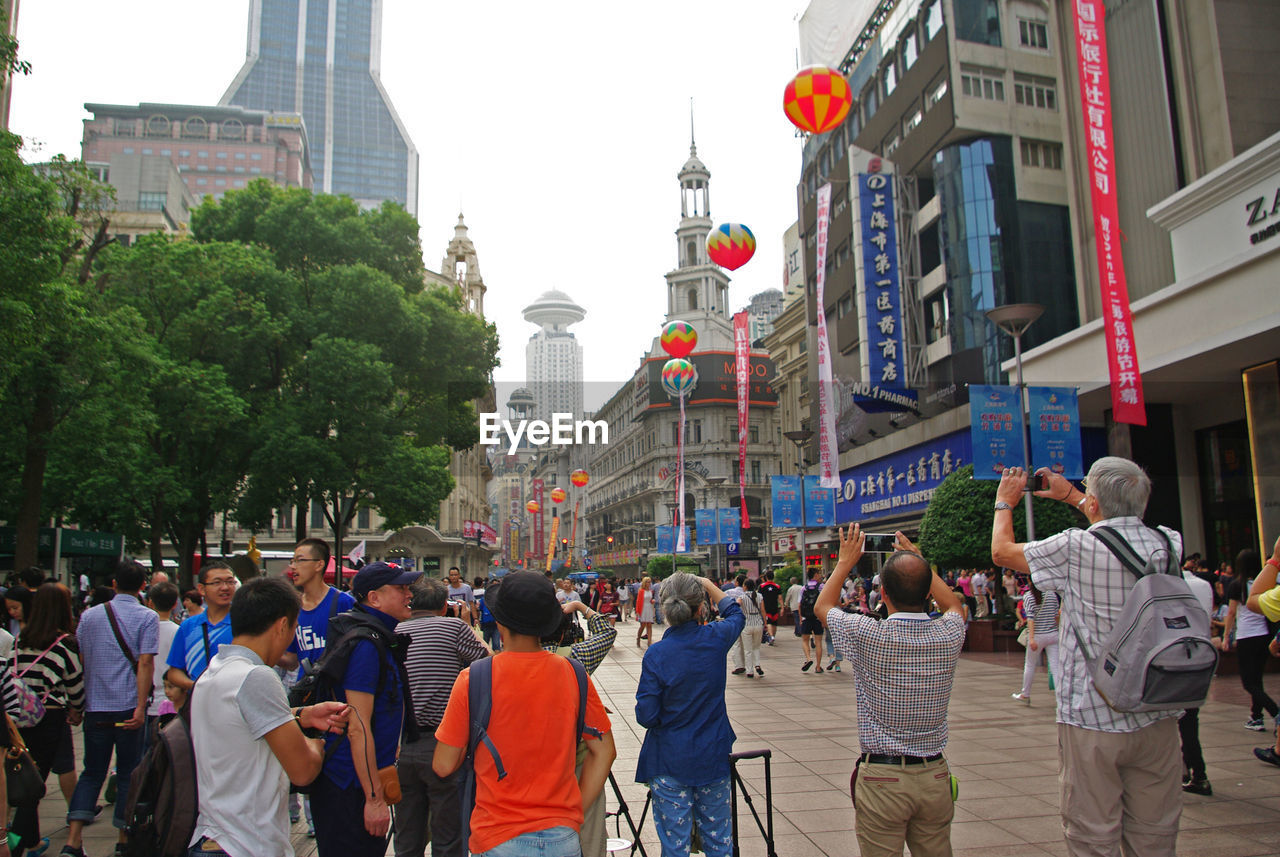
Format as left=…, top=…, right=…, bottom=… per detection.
left=432, top=572, right=616, bottom=857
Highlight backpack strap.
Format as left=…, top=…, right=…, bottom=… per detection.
left=328, top=588, right=341, bottom=619
left=1090, top=527, right=1149, bottom=580
left=104, top=602, right=138, bottom=673
left=568, top=657, right=602, bottom=742
left=466, top=658, right=507, bottom=781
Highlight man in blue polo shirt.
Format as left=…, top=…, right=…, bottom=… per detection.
left=165, top=560, right=236, bottom=691
left=312, top=561, right=421, bottom=857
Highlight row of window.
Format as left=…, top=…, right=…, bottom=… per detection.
left=118, top=147, right=267, bottom=161
left=960, top=65, right=1057, bottom=111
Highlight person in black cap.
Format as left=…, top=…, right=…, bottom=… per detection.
left=433, top=572, right=616, bottom=857
left=311, top=561, right=422, bottom=857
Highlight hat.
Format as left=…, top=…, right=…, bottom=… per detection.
left=485, top=572, right=562, bottom=637
left=351, top=561, right=423, bottom=600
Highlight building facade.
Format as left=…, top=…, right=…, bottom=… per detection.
left=79, top=154, right=197, bottom=244
left=744, top=288, right=785, bottom=345
left=221, top=0, right=418, bottom=215
left=524, top=289, right=586, bottom=424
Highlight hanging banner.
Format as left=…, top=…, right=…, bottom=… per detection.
left=1072, top=0, right=1146, bottom=425
left=676, top=395, right=687, bottom=551
left=968, top=385, right=1024, bottom=480
left=545, top=514, right=560, bottom=572
left=856, top=161, right=909, bottom=400
left=655, top=525, right=693, bottom=554
left=771, top=475, right=803, bottom=527
left=813, top=183, right=840, bottom=488
left=1029, top=386, right=1084, bottom=479
left=531, top=479, right=545, bottom=559
left=568, top=499, right=580, bottom=570
left=695, top=509, right=718, bottom=546
left=803, top=476, right=836, bottom=527
left=734, top=311, right=752, bottom=528
left=718, top=507, right=742, bottom=545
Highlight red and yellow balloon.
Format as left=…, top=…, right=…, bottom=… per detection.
left=660, top=320, right=698, bottom=359
left=525, top=500, right=541, bottom=514
left=784, top=65, right=852, bottom=135
left=550, top=487, right=567, bottom=504
left=706, top=223, right=756, bottom=271
left=570, top=469, right=590, bottom=488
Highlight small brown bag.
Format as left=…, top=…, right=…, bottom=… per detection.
left=378, top=765, right=401, bottom=805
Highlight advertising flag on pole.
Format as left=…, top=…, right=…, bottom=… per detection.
left=676, top=395, right=687, bottom=551
left=1072, top=0, right=1146, bottom=425
left=734, top=310, right=752, bottom=528
left=718, top=507, right=742, bottom=545
left=968, top=385, right=1025, bottom=480
left=347, top=540, right=366, bottom=563
left=814, top=183, right=840, bottom=488
left=803, top=477, right=836, bottom=526
left=532, top=479, right=545, bottom=559
left=1029, top=386, right=1084, bottom=479
left=771, top=475, right=803, bottom=527
left=695, top=509, right=718, bottom=546
left=545, top=514, right=560, bottom=572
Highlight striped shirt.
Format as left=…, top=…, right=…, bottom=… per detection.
left=13, top=635, right=85, bottom=711
left=397, top=614, right=490, bottom=730
left=1022, top=590, right=1060, bottom=634
left=739, top=592, right=764, bottom=628
left=167, top=610, right=233, bottom=681
left=77, top=594, right=159, bottom=712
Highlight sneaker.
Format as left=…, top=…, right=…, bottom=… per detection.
left=1255, top=747, right=1280, bottom=767
left=833, top=663, right=841, bottom=672
left=732, top=667, right=746, bottom=675
left=755, top=666, right=764, bottom=676
left=745, top=672, right=754, bottom=678
left=826, top=660, right=837, bottom=671
left=290, top=811, right=301, bottom=824
left=1182, top=777, right=1213, bottom=796
left=801, top=660, right=813, bottom=672
left=1246, top=717, right=1267, bottom=731
left=815, top=665, right=824, bottom=674
left=58, top=847, right=85, bottom=857
left=29, top=838, right=51, bottom=857
left=1011, top=692, right=1031, bottom=705
left=307, top=824, right=316, bottom=838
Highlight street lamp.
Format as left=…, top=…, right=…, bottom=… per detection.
left=985, top=303, right=1044, bottom=541
left=705, top=475, right=727, bottom=579
left=665, top=500, right=679, bottom=577
left=783, top=429, right=814, bottom=575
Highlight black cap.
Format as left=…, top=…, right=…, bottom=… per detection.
left=351, top=561, right=423, bottom=600
left=485, top=572, right=562, bottom=637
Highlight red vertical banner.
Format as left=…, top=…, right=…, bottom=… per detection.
left=1072, top=0, right=1146, bottom=425
left=676, top=394, right=687, bottom=552
left=814, top=183, right=840, bottom=485
left=733, top=311, right=752, bottom=529
left=532, top=479, right=545, bottom=560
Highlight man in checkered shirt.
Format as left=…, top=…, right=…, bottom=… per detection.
left=818, top=524, right=965, bottom=857
left=992, top=456, right=1184, bottom=857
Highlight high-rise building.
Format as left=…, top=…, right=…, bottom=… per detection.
left=743, top=288, right=785, bottom=344
left=523, top=289, right=585, bottom=424
left=221, top=0, right=418, bottom=215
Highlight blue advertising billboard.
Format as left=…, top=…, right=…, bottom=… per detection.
left=695, top=509, right=718, bottom=546
left=804, top=476, right=836, bottom=526
left=1029, top=386, right=1084, bottom=479
left=655, top=525, right=693, bottom=554
left=835, top=430, right=972, bottom=524
left=717, top=507, right=742, bottom=545
left=771, top=475, right=803, bottom=527
left=969, top=385, right=1025, bottom=481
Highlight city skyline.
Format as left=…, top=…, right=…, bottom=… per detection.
left=8, top=0, right=810, bottom=399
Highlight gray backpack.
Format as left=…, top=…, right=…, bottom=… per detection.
left=1067, top=527, right=1217, bottom=713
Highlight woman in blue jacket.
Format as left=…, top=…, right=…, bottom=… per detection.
left=634, top=573, right=745, bottom=857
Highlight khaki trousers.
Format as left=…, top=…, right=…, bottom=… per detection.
left=1058, top=718, right=1181, bottom=857
left=854, top=757, right=953, bottom=857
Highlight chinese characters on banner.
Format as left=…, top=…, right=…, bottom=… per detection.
left=858, top=169, right=907, bottom=396
left=545, top=514, right=560, bottom=572
left=655, top=525, right=693, bottom=554
left=1029, top=386, right=1084, bottom=479
left=836, top=430, right=972, bottom=523
left=968, top=385, right=1024, bottom=480
left=813, top=183, right=840, bottom=488
left=718, top=507, right=742, bottom=545
left=1073, top=0, right=1146, bottom=425
left=770, top=475, right=802, bottom=527
left=803, top=476, right=836, bottom=526
left=531, top=479, right=545, bottom=559
left=733, top=311, right=752, bottom=528
left=695, top=508, right=718, bottom=546
left=462, top=520, right=498, bottom=546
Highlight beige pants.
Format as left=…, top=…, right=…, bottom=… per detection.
left=854, top=757, right=953, bottom=857
left=577, top=761, right=607, bottom=857
left=1057, top=718, right=1181, bottom=857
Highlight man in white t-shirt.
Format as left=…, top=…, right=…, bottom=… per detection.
left=189, top=577, right=349, bottom=857
left=446, top=567, right=477, bottom=624
left=971, top=570, right=990, bottom=618
left=146, top=582, right=181, bottom=725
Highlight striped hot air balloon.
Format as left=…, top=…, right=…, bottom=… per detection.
left=783, top=65, right=852, bottom=135
left=706, top=223, right=756, bottom=271
left=660, top=320, right=698, bottom=359
left=661, top=358, right=697, bottom=399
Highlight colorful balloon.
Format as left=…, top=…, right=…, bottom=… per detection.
left=661, top=358, right=697, bottom=398
left=570, top=469, right=590, bottom=488
left=550, top=487, right=567, bottom=504
left=706, top=224, right=756, bottom=271
left=783, top=65, right=852, bottom=135
left=660, top=320, right=698, bottom=359
left=525, top=500, right=541, bottom=514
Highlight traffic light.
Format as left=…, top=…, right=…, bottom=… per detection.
left=606, top=535, right=614, bottom=546
left=561, top=538, right=569, bottom=548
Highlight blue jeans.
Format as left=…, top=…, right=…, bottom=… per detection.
left=650, top=775, right=732, bottom=857
left=187, top=837, right=231, bottom=856
left=69, top=709, right=144, bottom=830
left=473, top=825, right=580, bottom=857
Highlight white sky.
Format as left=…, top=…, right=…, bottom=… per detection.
left=11, top=0, right=810, bottom=407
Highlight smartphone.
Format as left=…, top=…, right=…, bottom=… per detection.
left=864, top=533, right=897, bottom=553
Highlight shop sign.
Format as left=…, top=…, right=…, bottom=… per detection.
left=836, top=430, right=971, bottom=523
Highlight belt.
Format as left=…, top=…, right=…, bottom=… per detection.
left=859, top=753, right=943, bottom=766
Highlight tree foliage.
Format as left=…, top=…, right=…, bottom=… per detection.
left=918, top=464, right=1084, bottom=569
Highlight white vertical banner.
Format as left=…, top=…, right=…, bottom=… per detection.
left=814, top=183, right=840, bottom=488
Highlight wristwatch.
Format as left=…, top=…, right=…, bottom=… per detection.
left=994, top=501, right=1013, bottom=511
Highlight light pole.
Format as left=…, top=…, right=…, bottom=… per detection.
left=783, top=429, right=814, bottom=577
left=665, top=501, right=679, bottom=578
left=705, top=475, right=727, bottom=579
left=985, top=303, right=1044, bottom=541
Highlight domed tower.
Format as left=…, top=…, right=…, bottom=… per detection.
left=522, top=289, right=586, bottom=424
left=441, top=213, right=486, bottom=318
left=663, top=126, right=733, bottom=352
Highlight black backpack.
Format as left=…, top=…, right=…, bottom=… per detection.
left=122, top=711, right=198, bottom=857
left=800, top=583, right=821, bottom=619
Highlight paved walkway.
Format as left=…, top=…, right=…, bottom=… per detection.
left=57, top=620, right=1280, bottom=856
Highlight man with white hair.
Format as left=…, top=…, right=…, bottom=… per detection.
left=992, top=457, right=1185, bottom=857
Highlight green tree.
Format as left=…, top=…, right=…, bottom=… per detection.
left=918, top=464, right=1083, bottom=569
left=645, top=556, right=673, bottom=578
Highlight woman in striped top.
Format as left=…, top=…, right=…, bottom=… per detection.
left=11, top=583, right=84, bottom=854
left=1012, top=582, right=1060, bottom=704
left=738, top=578, right=766, bottom=677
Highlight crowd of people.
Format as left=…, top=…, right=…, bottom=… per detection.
left=0, top=454, right=1276, bottom=857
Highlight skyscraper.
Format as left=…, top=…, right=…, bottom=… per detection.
left=221, top=0, right=418, bottom=215
left=523, top=289, right=585, bottom=423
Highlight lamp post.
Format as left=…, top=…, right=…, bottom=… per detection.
left=985, top=303, right=1044, bottom=541
left=665, top=501, right=679, bottom=578
left=783, top=429, right=814, bottom=576
left=705, top=475, right=727, bottom=579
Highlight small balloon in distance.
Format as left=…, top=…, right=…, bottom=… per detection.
left=661, top=357, right=697, bottom=398
left=783, top=65, right=852, bottom=135
left=570, top=469, right=590, bottom=488
left=525, top=501, right=541, bottom=514
left=660, top=320, right=698, bottom=359
left=550, top=487, right=567, bottom=504
left=706, top=223, right=756, bottom=271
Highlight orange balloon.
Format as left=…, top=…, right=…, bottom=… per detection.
left=526, top=500, right=541, bottom=514
left=784, top=65, right=852, bottom=135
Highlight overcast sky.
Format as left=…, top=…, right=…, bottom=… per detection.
left=11, top=0, right=810, bottom=407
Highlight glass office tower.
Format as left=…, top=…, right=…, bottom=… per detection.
left=221, top=0, right=419, bottom=215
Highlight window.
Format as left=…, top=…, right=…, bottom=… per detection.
left=692, top=420, right=702, bottom=443
left=234, top=152, right=246, bottom=160
left=751, top=460, right=762, bottom=484
left=195, top=178, right=208, bottom=186
left=142, top=148, right=153, bottom=155
left=122, top=147, right=134, bottom=154
left=928, top=79, right=949, bottom=108
left=903, top=31, right=918, bottom=69
left=1020, top=139, right=1063, bottom=169
left=160, top=149, right=171, bottom=156
left=1014, top=74, right=1057, bottom=110
left=357, top=507, right=371, bottom=529
left=924, top=1, right=943, bottom=40
left=249, top=167, right=261, bottom=174
left=179, top=150, right=190, bottom=157
left=138, top=191, right=166, bottom=210
left=1019, top=18, right=1049, bottom=49
left=251, top=153, right=263, bottom=160
left=688, top=288, right=698, bottom=310
left=276, top=506, right=293, bottom=531
left=216, top=152, right=227, bottom=159
left=837, top=293, right=854, bottom=319
left=883, top=57, right=897, bottom=98
left=955, top=0, right=1001, bottom=46
left=960, top=65, right=1005, bottom=102
left=905, top=108, right=923, bottom=134
left=197, top=151, right=209, bottom=158
left=925, top=293, right=949, bottom=344
left=750, top=423, right=760, bottom=444
left=115, top=123, right=136, bottom=137
left=884, top=133, right=901, bottom=157
left=310, top=501, right=324, bottom=530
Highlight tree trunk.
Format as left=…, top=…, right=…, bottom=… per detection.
left=148, top=513, right=166, bottom=582
left=174, top=523, right=200, bottom=590
left=294, top=488, right=309, bottom=543
left=13, top=389, right=56, bottom=571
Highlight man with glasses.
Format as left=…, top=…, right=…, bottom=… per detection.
left=281, top=538, right=356, bottom=673
left=165, top=560, right=237, bottom=691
